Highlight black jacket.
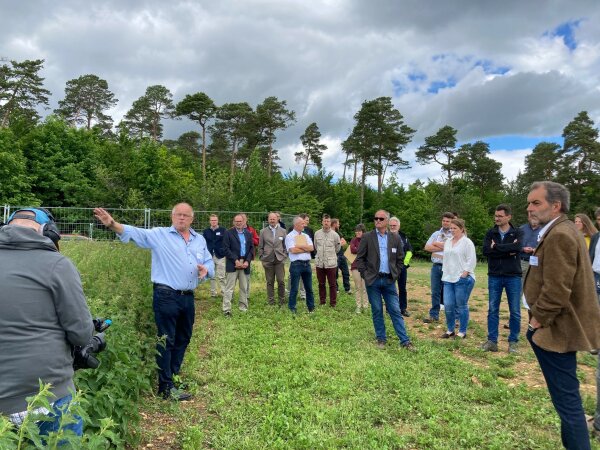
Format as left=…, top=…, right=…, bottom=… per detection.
left=482, top=224, right=523, bottom=277
left=223, top=228, right=255, bottom=274
left=203, top=226, right=227, bottom=258
left=356, top=230, right=405, bottom=286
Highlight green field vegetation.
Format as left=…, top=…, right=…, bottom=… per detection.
left=2, top=241, right=599, bottom=449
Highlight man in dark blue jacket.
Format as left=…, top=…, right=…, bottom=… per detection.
left=222, top=214, right=254, bottom=316
left=481, top=204, right=523, bottom=354
left=203, top=214, right=227, bottom=298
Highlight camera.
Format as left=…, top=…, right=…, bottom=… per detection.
left=73, top=318, right=112, bottom=370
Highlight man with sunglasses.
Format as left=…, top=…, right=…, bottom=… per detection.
left=356, top=210, right=415, bottom=351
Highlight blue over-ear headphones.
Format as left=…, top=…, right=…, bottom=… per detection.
left=6, top=208, right=61, bottom=249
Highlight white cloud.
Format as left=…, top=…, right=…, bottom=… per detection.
left=1, top=0, right=599, bottom=186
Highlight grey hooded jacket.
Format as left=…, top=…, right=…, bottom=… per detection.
left=0, top=225, right=93, bottom=415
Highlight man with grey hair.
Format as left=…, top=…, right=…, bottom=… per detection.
left=356, top=209, right=415, bottom=351
left=524, top=181, right=600, bottom=449
left=286, top=216, right=315, bottom=313
left=94, top=204, right=214, bottom=401
left=389, top=217, right=414, bottom=317
left=258, top=212, right=287, bottom=306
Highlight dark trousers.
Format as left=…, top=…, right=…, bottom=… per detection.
left=336, top=253, right=351, bottom=292
left=316, top=267, right=337, bottom=306
left=262, top=259, right=285, bottom=305
left=288, top=260, right=315, bottom=312
left=527, top=329, right=591, bottom=450
left=397, top=267, right=408, bottom=311
left=153, top=287, right=195, bottom=393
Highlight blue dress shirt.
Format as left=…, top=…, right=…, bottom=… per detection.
left=237, top=229, right=247, bottom=258
left=377, top=231, right=390, bottom=273
left=119, top=225, right=215, bottom=291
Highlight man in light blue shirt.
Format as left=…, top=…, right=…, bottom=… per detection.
left=94, top=204, right=213, bottom=401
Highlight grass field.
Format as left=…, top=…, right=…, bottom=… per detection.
left=61, top=242, right=600, bottom=449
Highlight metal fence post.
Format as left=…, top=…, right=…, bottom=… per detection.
left=144, top=208, right=151, bottom=229
left=89, top=223, right=94, bottom=240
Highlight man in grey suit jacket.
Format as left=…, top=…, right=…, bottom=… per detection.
left=258, top=212, right=288, bottom=306
left=356, top=209, right=415, bottom=351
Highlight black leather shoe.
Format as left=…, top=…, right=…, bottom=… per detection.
left=162, top=387, right=192, bottom=401
left=401, top=309, right=411, bottom=317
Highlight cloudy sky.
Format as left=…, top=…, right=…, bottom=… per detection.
left=2, top=0, right=600, bottom=186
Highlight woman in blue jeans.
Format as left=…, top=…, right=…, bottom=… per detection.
left=440, top=218, right=476, bottom=339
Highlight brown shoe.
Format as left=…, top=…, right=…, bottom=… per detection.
left=402, top=342, right=416, bottom=352
left=376, top=340, right=386, bottom=349
left=440, top=331, right=455, bottom=339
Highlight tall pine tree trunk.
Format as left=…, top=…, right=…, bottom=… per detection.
left=201, top=124, right=207, bottom=181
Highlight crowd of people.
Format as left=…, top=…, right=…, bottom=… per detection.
left=2, top=180, right=600, bottom=448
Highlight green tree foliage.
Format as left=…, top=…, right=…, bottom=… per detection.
left=0, top=128, right=37, bottom=204
left=175, top=92, right=217, bottom=180
left=55, top=74, right=118, bottom=131
left=0, top=59, right=51, bottom=128
left=211, top=102, right=254, bottom=192
left=454, top=141, right=504, bottom=200
left=415, top=125, right=459, bottom=184
left=120, top=85, right=174, bottom=140
left=296, top=122, right=325, bottom=177
left=344, top=97, right=414, bottom=217
left=18, top=117, right=100, bottom=206
left=254, top=96, right=296, bottom=178
left=561, top=111, right=600, bottom=211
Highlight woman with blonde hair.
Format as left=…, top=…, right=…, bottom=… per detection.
left=574, top=213, right=598, bottom=249
left=440, top=218, right=476, bottom=339
left=349, top=223, right=368, bottom=313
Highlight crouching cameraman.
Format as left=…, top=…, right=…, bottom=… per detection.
left=0, top=208, right=94, bottom=436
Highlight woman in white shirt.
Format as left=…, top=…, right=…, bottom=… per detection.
left=440, top=218, right=476, bottom=339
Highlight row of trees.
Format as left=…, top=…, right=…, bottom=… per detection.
left=1, top=58, right=599, bottom=253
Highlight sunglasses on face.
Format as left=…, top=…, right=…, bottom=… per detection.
left=374, top=217, right=386, bottom=221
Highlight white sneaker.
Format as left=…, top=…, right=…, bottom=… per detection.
left=440, top=304, right=445, bottom=311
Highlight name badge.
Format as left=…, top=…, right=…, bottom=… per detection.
left=216, top=232, right=221, bottom=235
left=391, top=248, right=397, bottom=253
left=529, top=256, right=539, bottom=266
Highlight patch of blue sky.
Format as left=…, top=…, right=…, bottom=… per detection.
left=483, top=135, right=563, bottom=151
left=427, top=78, right=456, bottom=94
left=544, top=20, right=581, bottom=51
left=392, top=79, right=408, bottom=96
left=407, top=71, right=426, bottom=82
left=473, top=59, right=510, bottom=75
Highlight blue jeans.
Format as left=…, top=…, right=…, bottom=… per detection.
left=365, top=277, right=410, bottom=345
left=429, top=263, right=443, bottom=319
left=487, top=275, right=521, bottom=343
left=38, top=394, right=83, bottom=438
left=153, top=287, right=195, bottom=393
left=288, top=260, right=315, bottom=312
left=397, top=267, right=408, bottom=311
left=443, top=276, right=475, bottom=334
left=527, top=329, right=591, bottom=450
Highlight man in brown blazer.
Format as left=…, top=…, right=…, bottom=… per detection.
left=258, top=212, right=288, bottom=306
left=524, top=181, right=600, bottom=450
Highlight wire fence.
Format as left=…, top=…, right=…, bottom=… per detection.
left=2, top=206, right=297, bottom=240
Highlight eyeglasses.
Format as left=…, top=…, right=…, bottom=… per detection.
left=374, top=217, right=386, bottom=221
